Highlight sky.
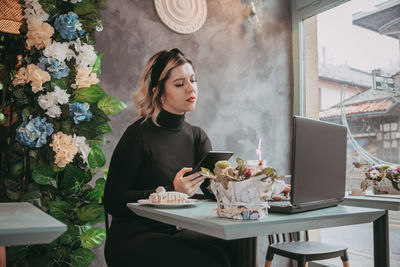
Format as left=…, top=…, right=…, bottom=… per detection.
left=317, top=0, right=400, bottom=73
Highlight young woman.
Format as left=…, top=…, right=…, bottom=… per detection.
left=103, top=49, right=233, bottom=267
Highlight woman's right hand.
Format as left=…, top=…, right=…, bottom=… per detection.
left=173, top=167, right=205, bottom=197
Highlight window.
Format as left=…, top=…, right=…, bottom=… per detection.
left=293, top=0, right=400, bottom=266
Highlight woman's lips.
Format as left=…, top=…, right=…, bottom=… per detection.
left=186, top=97, right=196, bottom=103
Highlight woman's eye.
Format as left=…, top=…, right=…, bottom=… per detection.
left=175, top=83, right=184, bottom=87
left=191, top=80, right=198, bottom=83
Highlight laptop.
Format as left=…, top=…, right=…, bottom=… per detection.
left=269, top=116, right=347, bottom=213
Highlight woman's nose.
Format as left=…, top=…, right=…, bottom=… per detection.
left=186, top=82, right=196, bottom=93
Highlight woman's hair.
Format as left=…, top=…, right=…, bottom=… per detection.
left=133, top=48, right=194, bottom=125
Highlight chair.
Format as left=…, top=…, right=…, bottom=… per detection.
left=265, top=231, right=349, bottom=267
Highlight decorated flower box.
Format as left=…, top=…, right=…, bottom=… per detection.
left=203, top=158, right=285, bottom=220
left=360, top=164, right=400, bottom=194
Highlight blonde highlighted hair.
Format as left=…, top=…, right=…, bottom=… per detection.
left=133, top=49, right=193, bottom=125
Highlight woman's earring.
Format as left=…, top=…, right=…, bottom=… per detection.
left=161, top=98, right=165, bottom=104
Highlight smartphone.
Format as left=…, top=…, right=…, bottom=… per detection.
left=184, top=151, right=234, bottom=177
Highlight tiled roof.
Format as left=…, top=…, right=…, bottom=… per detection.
left=319, top=99, right=395, bottom=118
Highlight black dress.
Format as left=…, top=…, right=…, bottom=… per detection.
left=104, top=110, right=234, bottom=267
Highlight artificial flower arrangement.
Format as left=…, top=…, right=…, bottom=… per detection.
left=3, top=0, right=124, bottom=266
left=201, top=158, right=285, bottom=220
left=360, top=164, right=400, bottom=192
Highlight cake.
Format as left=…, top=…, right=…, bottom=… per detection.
left=149, top=186, right=189, bottom=203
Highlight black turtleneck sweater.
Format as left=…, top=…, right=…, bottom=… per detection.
left=104, top=110, right=212, bottom=240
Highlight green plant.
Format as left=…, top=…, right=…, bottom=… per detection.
left=2, top=0, right=122, bottom=266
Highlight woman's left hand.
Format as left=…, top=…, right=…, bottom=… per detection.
left=173, top=167, right=205, bottom=196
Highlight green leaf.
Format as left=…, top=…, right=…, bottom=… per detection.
left=96, top=177, right=106, bottom=186
left=77, top=224, right=92, bottom=235
left=9, top=162, right=24, bottom=179
left=64, top=165, right=87, bottom=183
left=51, top=78, right=68, bottom=89
left=61, top=165, right=88, bottom=194
left=48, top=200, right=70, bottom=222
left=20, top=184, right=42, bottom=202
left=92, top=54, right=103, bottom=74
left=74, top=0, right=100, bottom=32
left=97, top=96, right=126, bottom=115
left=32, top=165, right=56, bottom=186
left=59, top=224, right=79, bottom=245
left=7, top=189, right=21, bottom=200
left=87, top=135, right=107, bottom=147
left=90, top=105, right=110, bottom=125
left=88, top=178, right=106, bottom=200
left=88, top=145, right=106, bottom=168
left=75, top=122, right=103, bottom=139
left=74, top=0, right=97, bottom=15
left=80, top=227, right=106, bottom=249
left=39, top=0, right=59, bottom=18
left=71, top=248, right=95, bottom=267
left=74, top=84, right=106, bottom=103
left=99, top=122, right=112, bottom=134
left=77, top=203, right=104, bottom=223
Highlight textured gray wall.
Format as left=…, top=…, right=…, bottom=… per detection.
left=94, top=1, right=293, bottom=266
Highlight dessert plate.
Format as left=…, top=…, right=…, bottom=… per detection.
left=137, top=199, right=198, bottom=208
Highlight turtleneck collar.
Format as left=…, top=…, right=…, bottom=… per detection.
left=157, top=109, right=185, bottom=130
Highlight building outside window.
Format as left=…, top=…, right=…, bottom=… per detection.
left=300, top=0, right=400, bottom=266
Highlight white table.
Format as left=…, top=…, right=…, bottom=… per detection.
left=128, top=201, right=387, bottom=267
left=0, top=202, right=67, bottom=246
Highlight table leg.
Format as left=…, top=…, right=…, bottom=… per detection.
left=373, top=210, right=389, bottom=267
left=236, top=237, right=257, bottom=267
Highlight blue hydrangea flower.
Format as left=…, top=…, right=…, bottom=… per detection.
left=16, top=116, right=54, bottom=148
left=39, top=56, right=70, bottom=79
left=69, top=102, right=92, bottom=124
left=54, top=12, right=85, bottom=41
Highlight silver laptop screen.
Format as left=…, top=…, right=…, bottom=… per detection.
left=291, top=116, right=347, bottom=206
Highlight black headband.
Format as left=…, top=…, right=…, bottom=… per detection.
left=150, top=48, right=184, bottom=89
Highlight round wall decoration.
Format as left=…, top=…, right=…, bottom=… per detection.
left=154, top=0, right=207, bottom=34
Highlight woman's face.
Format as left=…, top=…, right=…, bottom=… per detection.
left=161, top=63, right=198, bottom=115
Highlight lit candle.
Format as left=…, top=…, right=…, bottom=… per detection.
left=256, top=138, right=262, bottom=161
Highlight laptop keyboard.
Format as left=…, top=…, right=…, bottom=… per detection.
left=268, top=200, right=293, bottom=207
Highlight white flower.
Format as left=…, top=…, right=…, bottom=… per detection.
left=43, top=41, right=75, bottom=62
left=75, top=21, right=84, bottom=32
left=45, top=105, right=62, bottom=118
left=38, top=93, right=56, bottom=110
left=53, top=86, right=70, bottom=105
left=370, top=170, right=380, bottom=179
left=71, top=40, right=97, bottom=68
left=95, top=19, right=103, bottom=32
left=38, top=86, right=70, bottom=118
left=24, top=0, right=49, bottom=23
left=73, top=134, right=91, bottom=165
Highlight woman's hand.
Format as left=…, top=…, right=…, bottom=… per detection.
left=272, top=184, right=291, bottom=200
left=283, top=184, right=291, bottom=197
left=173, top=167, right=205, bottom=197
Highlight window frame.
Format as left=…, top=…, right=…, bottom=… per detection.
left=291, top=0, right=350, bottom=116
